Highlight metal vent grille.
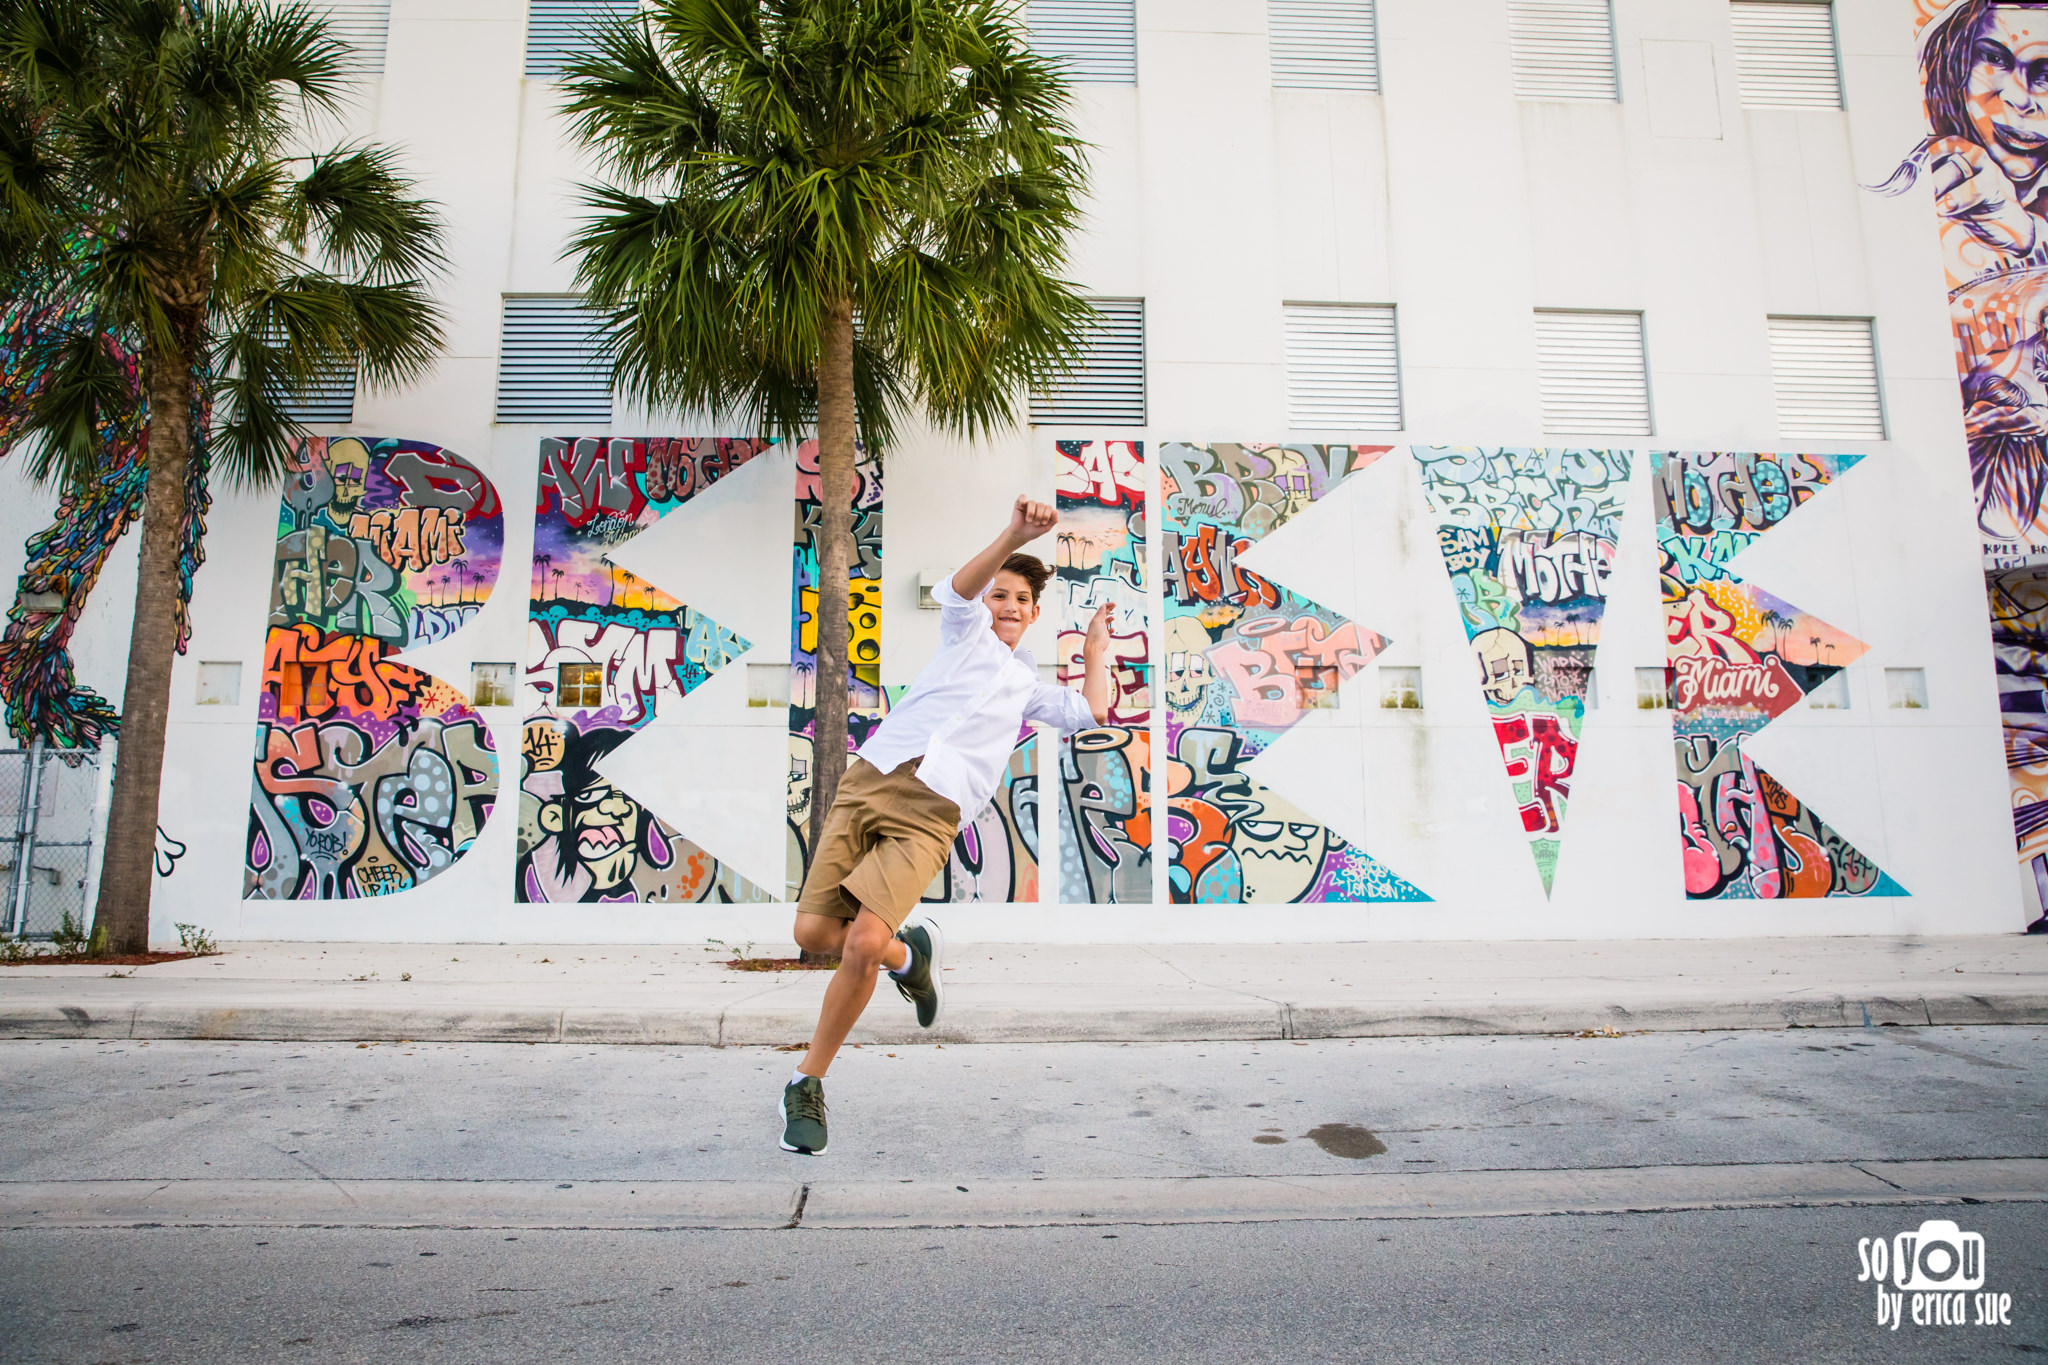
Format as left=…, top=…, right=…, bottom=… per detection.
left=1729, top=2, right=1842, bottom=109
left=1030, top=298, right=1145, bottom=426
left=526, top=0, right=641, bottom=78
left=1270, top=1, right=1379, bottom=92
left=1284, top=304, right=1401, bottom=429
left=1026, top=0, right=1137, bottom=84
left=279, top=366, right=358, bottom=425
left=1534, top=310, right=1652, bottom=435
left=1508, top=0, right=1618, bottom=101
left=1768, top=316, right=1884, bottom=439
left=496, top=296, right=613, bottom=424
left=319, top=1, right=391, bottom=75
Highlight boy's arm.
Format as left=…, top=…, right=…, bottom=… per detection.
left=949, top=494, right=1058, bottom=601
left=1082, top=600, right=1114, bottom=725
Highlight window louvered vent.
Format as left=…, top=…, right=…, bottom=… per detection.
left=1030, top=298, right=1145, bottom=426
left=1027, top=1, right=1137, bottom=84
left=1270, top=1, right=1379, bottom=92
left=526, top=0, right=641, bottom=78
left=1534, top=310, right=1652, bottom=435
left=1508, top=0, right=1618, bottom=101
left=1768, top=316, right=1884, bottom=439
left=1285, top=305, right=1401, bottom=429
left=280, top=367, right=358, bottom=425
left=320, top=1, right=391, bottom=75
left=497, top=296, right=613, bottom=423
left=1729, top=2, right=1842, bottom=109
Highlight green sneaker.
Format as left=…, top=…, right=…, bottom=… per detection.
left=779, top=1075, right=827, bottom=1155
left=892, top=918, right=944, bottom=1029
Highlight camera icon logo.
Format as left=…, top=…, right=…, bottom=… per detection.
left=1893, top=1220, right=1986, bottom=1292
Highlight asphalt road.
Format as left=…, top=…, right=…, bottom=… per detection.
left=4, top=1027, right=2043, bottom=1362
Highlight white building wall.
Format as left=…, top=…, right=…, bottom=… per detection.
left=4, top=0, right=2014, bottom=944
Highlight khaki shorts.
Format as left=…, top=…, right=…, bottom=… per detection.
left=796, top=757, right=961, bottom=932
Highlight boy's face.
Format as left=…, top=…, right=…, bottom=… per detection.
left=984, top=570, right=1041, bottom=648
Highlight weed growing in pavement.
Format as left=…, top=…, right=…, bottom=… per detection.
left=174, top=922, right=221, bottom=956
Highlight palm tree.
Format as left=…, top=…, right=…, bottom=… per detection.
left=560, top=0, right=1093, bottom=857
left=452, top=557, right=469, bottom=603
left=0, top=0, right=446, bottom=952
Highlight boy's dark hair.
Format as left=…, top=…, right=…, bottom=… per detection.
left=998, top=552, right=1050, bottom=603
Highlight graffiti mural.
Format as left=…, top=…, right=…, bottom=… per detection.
left=1890, top=1, right=2048, bottom=923
left=1054, top=439, right=1150, bottom=903
left=1159, top=442, right=1427, bottom=904
left=1653, top=450, right=1905, bottom=901
left=785, top=440, right=891, bottom=893
left=1416, top=446, right=1632, bottom=895
left=246, top=438, right=502, bottom=899
left=0, top=257, right=211, bottom=750
left=517, top=436, right=773, bottom=904
left=778, top=442, right=1040, bottom=904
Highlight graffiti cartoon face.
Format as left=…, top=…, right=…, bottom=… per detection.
left=1473, top=627, right=1535, bottom=706
left=1164, top=617, right=1214, bottom=715
left=1236, top=813, right=1330, bottom=903
left=326, top=437, right=373, bottom=520
left=540, top=772, right=644, bottom=892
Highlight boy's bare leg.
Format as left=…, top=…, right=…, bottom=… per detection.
left=792, top=908, right=906, bottom=1078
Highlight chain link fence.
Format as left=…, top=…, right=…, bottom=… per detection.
left=0, top=743, right=110, bottom=939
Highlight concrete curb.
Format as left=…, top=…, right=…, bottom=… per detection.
left=4, top=991, right=2045, bottom=1044
left=6, top=1159, right=2044, bottom=1230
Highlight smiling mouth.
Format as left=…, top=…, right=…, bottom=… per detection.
left=1996, top=122, right=2048, bottom=153
left=577, top=826, right=624, bottom=857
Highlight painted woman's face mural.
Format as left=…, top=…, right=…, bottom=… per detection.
left=1964, top=9, right=2048, bottom=190
left=1898, top=0, right=2048, bottom=919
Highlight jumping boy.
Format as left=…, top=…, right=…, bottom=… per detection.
left=780, top=495, right=1114, bottom=1154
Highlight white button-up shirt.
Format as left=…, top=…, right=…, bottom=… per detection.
left=855, top=576, right=1097, bottom=828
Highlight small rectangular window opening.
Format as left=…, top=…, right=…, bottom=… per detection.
left=1885, top=667, right=1928, bottom=710
left=557, top=662, right=603, bottom=709
left=472, top=662, right=516, bottom=708
left=196, top=661, right=241, bottom=707
left=1635, top=666, right=1670, bottom=710
left=1806, top=671, right=1851, bottom=710
left=1378, top=665, right=1423, bottom=710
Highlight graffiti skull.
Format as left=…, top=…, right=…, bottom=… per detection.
left=1473, top=627, right=1535, bottom=706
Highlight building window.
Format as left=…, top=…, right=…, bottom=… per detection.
left=1885, top=667, right=1929, bottom=710
left=472, top=662, right=516, bottom=709
left=1284, top=304, right=1402, bottom=430
left=1029, top=298, right=1145, bottom=426
left=1378, top=666, right=1423, bottom=709
left=526, top=0, right=640, bottom=78
left=1026, top=0, right=1136, bottom=84
left=1507, top=0, right=1618, bottom=102
left=1270, top=1, right=1379, bottom=92
left=277, top=363, right=358, bottom=426
left=1767, top=316, right=1885, bottom=440
left=1729, top=2, right=1842, bottom=110
left=196, top=662, right=241, bottom=707
left=1807, top=671, right=1851, bottom=710
left=1635, top=667, right=1669, bottom=709
left=557, top=662, right=603, bottom=709
left=747, top=663, right=792, bottom=708
left=320, top=1, right=392, bottom=76
left=496, top=296, right=613, bottom=424
left=1534, top=309, right=1652, bottom=436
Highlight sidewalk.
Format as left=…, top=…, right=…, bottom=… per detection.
left=2, top=934, right=2042, bottom=1044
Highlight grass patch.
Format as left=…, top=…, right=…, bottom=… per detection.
left=725, top=956, right=840, bottom=972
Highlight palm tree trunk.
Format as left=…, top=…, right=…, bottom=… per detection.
left=808, top=297, right=857, bottom=860
left=91, top=336, right=195, bottom=955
